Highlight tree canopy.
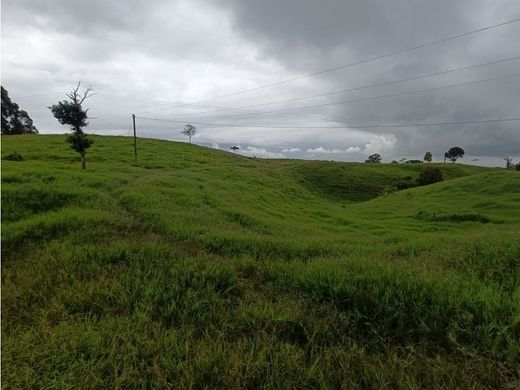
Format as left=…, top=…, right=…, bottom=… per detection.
left=181, top=124, right=197, bottom=143
left=1, top=86, right=38, bottom=135
left=365, top=153, right=382, bottom=163
left=446, top=146, right=465, bottom=163
left=49, top=82, right=93, bottom=169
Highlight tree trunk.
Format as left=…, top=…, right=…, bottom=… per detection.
left=81, top=153, right=86, bottom=169
left=189, top=135, right=192, bottom=143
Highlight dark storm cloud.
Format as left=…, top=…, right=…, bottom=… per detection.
left=214, top=0, right=520, bottom=159
left=2, top=0, right=519, bottom=165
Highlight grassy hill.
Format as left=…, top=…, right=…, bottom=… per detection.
left=2, top=134, right=519, bottom=388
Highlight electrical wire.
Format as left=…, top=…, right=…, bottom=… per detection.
left=188, top=17, right=520, bottom=104
left=134, top=116, right=520, bottom=129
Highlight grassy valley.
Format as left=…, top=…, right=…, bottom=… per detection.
left=2, top=134, right=519, bottom=388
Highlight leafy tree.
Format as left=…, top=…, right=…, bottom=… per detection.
left=424, top=151, right=432, bottom=162
left=181, top=123, right=197, bottom=143
left=446, top=146, right=465, bottom=163
left=1, top=86, right=38, bottom=135
left=416, top=167, right=443, bottom=186
left=365, top=153, right=382, bottom=163
left=49, top=82, right=93, bottom=169
left=230, top=145, right=240, bottom=152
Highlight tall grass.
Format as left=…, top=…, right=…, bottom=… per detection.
left=2, top=134, right=519, bottom=388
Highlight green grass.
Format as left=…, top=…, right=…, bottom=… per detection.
left=2, top=134, right=519, bottom=388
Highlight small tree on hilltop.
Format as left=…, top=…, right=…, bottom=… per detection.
left=182, top=123, right=197, bottom=143
left=49, top=82, right=93, bottom=169
left=230, top=145, right=240, bottom=152
left=365, top=153, right=382, bottom=163
left=503, top=156, right=513, bottom=169
left=446, top=146, right=465, bottom=163
left=424, top=151, right=432, bottom=163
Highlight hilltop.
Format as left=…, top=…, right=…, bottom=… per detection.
left=2, top=134, right=519, bottom=388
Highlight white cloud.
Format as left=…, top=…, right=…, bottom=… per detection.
left=240, top=146, right=286, bottom=158
left=281, top=147, right=301, bottom=153
left=306, top=146, right=361, bottom=154
left=363, top=135, right=397, bottom=154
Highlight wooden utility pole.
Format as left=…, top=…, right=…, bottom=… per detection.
left=132, top=114, right=137, bottom=165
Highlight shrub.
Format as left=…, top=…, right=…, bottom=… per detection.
left=416, top=167, right=443, bottom=186
left=3, top=152, right=23, bottom=161
left=396, top=182, right=413, bottom=190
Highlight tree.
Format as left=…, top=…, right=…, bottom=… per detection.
left=416, top=167, right=443, bottom=186
left=365, top=153, right=382, bottom=163
left=445, top=146, right=465, bottom=163
left=230, top=145, right=240, bottom=152
left=424, top=151, right=432, bottom=163
left=503, top=156, right=514, bottom=169
left=181, top=123, right=197, bottom=143
left=49, top=82, right=94, bottom=169
left=1, top=86, right=38, bottom=135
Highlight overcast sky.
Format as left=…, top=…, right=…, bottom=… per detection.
left=2, top=0, right=520, bottom=165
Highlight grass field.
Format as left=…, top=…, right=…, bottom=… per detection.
left=2, top=134, right=519, bottom=388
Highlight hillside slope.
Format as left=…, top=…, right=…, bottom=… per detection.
left=2, top=134, right=519, bottom=388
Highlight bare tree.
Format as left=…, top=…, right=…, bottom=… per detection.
left=503, top=156, right=514, bottom=169
left=181, top=123, right=197, bottom=143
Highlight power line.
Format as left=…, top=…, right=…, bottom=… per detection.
left=135, top=115, right=520, bottom=129
left=168, top=57, right=520, bottom=120
left=92, top=56, right=520, bottom=122
left=94, top=94, right=327, bottom=120
left=193, top=72, right=520, bottom=120
left=188, top=17, right=520, bottom=104
left=218, top=57, right=520, bottom=112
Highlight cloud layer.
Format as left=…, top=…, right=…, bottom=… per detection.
left=2, top=0, right=519, bottom=165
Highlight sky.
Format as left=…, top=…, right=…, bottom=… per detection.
left=2, top=0, right=520, bottom=166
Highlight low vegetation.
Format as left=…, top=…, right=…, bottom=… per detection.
left=2, top=134, right=519, bottom=388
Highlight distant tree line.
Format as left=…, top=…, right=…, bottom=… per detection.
left=368, top=146, right=465, bottom=164
left=1, top=86, right=38, bottom=135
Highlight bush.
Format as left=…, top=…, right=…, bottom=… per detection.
left=397, top=182, right=413, bottom=190
left=416, top=167, right=443, bottom=186
left=3, top=152, right=23, bottom=161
